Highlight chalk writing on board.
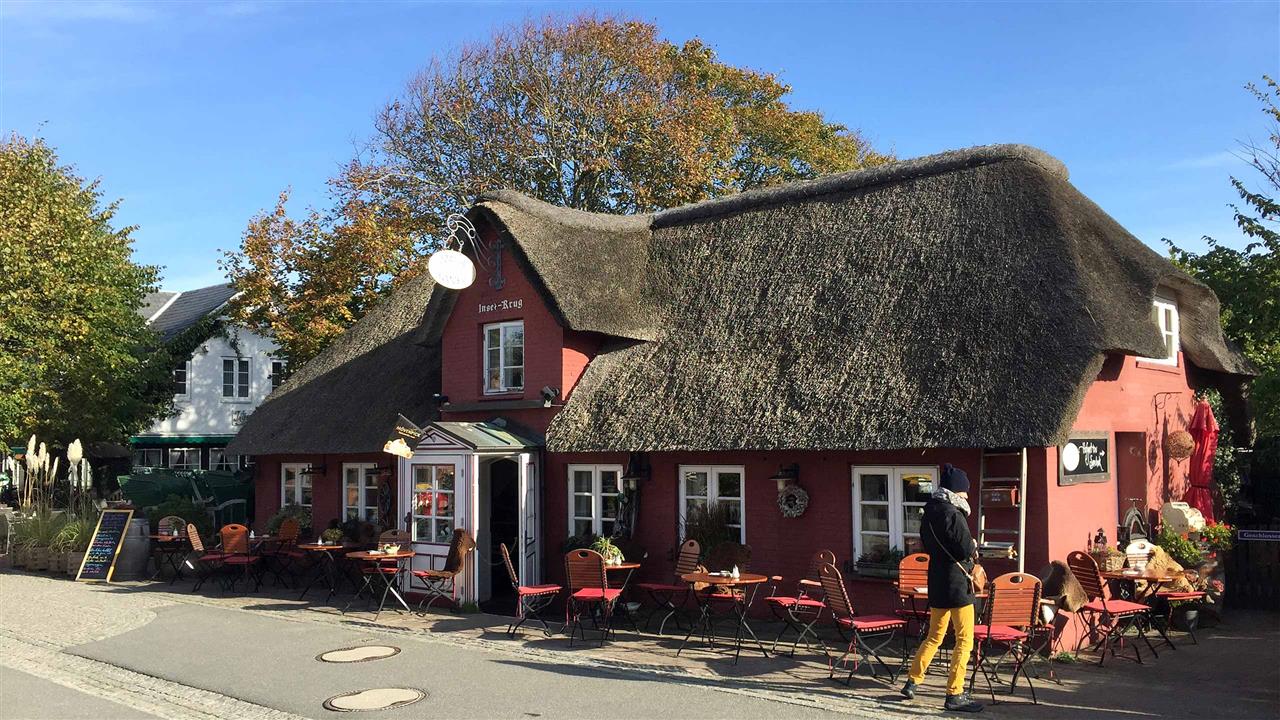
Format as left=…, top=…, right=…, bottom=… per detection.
left=76, top=509, right=133, bottom=582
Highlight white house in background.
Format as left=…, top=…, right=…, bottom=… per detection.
left=131, top=283, right=280, bottom=471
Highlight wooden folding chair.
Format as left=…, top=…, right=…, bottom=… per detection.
left=218, top=523, right=262, bottom=592
left=764, top=549, right=834, bottom=656
left=1067, top=550, right=1158, bottom=665
left=970, top=572, right=1042, bottom=704
left=261, top=517, right=304, bottom=588
left=410, top=529, right=474, bottom=613
left=635, top=539, right=700, bottom=635
left=152, top=515, right=188, bottom=584
left=893, top=552, right=931, bottom=639
left=565, top=548, right=621, bottom=647
left=818, top=561, right=907, bottom=684
left=187, top=523, right=224, bottom=592
left=499, top=542, right=561, bottom=637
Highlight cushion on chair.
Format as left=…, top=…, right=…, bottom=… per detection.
left=1156, top=591, right=1206, bottom=600
left=974, top=624, right=1029, bottom=641
left=222, top=555, right=258, bottom=565
left=518, top=584, right=562, bottom=596
left=571, top=588, right=622, bottom=602
left=635, top=582, right=687, bottom=593
left=198, top=553, right=226, bottom=562
left=364, top=566, right=400, bottom=575
left=1083, top=598, right=1150, bottom=615
left=835, top=614, right=906, bottom=632
left=765, top=596, right=824, bottom=609
left=412, top=569, right=459, bottom=580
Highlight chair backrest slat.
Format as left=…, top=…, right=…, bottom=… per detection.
left=897, top=552, right=930, bottom=591
left=187, top=523, right=204, bottom=552
left=807, top=550, right=837, bottom=582
left=674, top=539, right=701, bottom=577
left=276, top=517, right=300, bottom=542
left=220, top=524, right=249, bottom=555
left=158, top=515, right=185, bottom=535
left=1066, top=550, right=1106, bottom=602
left=499, top=543, right=520, bottom=588
left=985, top=572, right=1042, bottom=628
left=565, top=549, right=608, bottom=592
left=818, top=562, right=854, bottom=620
left=441, top=529, right=474, bottom=575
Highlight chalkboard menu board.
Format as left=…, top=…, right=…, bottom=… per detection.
left=1058, top=432, right=1110, bottom=486
left=75, top=509, right=134, bottom=582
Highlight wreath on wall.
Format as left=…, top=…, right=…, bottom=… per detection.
left=1167, top=430, right=1195, bottom=460
left=777, top=484, right=810, bottom=518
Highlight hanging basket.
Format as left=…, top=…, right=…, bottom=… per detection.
left=777, top=484, right=810, bottom=518
left=1167, top=430, right=1195, bottom=460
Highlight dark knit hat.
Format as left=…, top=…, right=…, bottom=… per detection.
left=940, top=463, right=970, bottom=494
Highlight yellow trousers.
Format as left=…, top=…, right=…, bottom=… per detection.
left=907, top=605, right=975, bottom=696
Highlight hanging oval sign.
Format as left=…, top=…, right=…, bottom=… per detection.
left=427, top=249, right=476, bottom=290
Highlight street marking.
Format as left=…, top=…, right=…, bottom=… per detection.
left=316, top=645, right=401, bottom=663
left=323, top=688, right=425, bottom=712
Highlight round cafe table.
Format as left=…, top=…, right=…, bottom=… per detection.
left=148, top=534, right=189, bottom=582
left=677, top=571, right=771, bottom=664
left=343, top=549, right=416, bottom=621
left=294, top=543, right=350, bottom=603
left=1101, top=569, right=1177, bottom=602
left=605, top=562, right=642, bottom=631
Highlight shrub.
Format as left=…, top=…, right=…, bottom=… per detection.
left=144, top=495, right=211, bottom=540
left=1154, top=526, right=1204, bottom=568
left=268, top=504, right=312, bottom=533
left=1200, top=521, right=1234, bottom=552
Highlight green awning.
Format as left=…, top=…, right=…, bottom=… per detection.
left=129, top=435, right=237, bottom=447
left=429, top=421, right=541, bottom=451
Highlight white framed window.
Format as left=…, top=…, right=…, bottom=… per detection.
left=209, top=449, right=238, bottom=472
left=679, top=465, right=745, bottom=543
left=132, top=448, right=163, bottom=468
left=343, top=463, right=381, bottom=523
left=483, top=321, right=524, bottom=394
left=567, top=465, right=623, bottom=538
left=270, top=360, right=287, bottom=392
left=281, top=463, right=312, bottom=507
left=169, top=448, right=201, bottom=471
left=411, top=464, right=455, bottom=544
left=173, top=361, right=190, bottom=397
left=852, top=466, right=936, bottom=562
left=222, top=357, right=250, bottom=400
left=1139, top=296, right=1179, bottom=366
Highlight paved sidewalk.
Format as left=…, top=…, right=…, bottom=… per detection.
left=2, top=570, right=1278, bottom=719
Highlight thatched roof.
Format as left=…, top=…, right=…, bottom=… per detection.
left=542, top=144, right=1253, bottom=452
left=229, top=143, right=1253, bottom=456
left=225, top=271, right=443, bottom=456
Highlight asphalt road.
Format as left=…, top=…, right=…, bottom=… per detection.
left=0, top=667, right=157, bottom=720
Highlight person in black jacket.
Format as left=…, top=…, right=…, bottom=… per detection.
left=901, top=464, right=983, bottom=713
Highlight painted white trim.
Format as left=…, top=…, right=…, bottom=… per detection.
left=220, top=356, right=253, bottom=402
left=851, top=465, right=937, bottom=561
left=173, top=360, right=192, bottom=399
left=1139, top=297, right=1180, bottom=366
left=566, top=464, right=624, bottom=537
left=342, top=462, right=379, bottom=522
left=168, top=447, right=201, bottom=471
left=280, top=462, right=312, bottom=508
left=677, top=465, right=746, bottom=543
left=482, top=320, right=525, bottom=395
left=145, top=292, right=181, bottom=324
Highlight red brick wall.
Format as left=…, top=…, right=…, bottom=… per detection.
left=251, top=452, right=395, bottom=535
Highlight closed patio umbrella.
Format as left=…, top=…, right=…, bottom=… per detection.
left=1185, top=400, right=1218, bottom=523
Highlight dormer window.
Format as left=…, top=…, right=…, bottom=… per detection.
left=1140, top=296, right=1179, bottom=366
left=484, top=320, right=524, bottom=394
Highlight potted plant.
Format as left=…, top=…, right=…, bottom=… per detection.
left=855, top=546, right=905, bottom=578
left=54, top=517, right=93, bottom=576
left=23, top=508, right=63, bottom=572
left=590, top=536, right=624, bottom=564
left=321, top=527, right=343, bottom=545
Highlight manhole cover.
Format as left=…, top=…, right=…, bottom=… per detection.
left=323, top=688, right=426, bottom=712
left=316, top=645, right=401, bottom=664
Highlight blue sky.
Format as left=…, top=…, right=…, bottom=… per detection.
left=3, top=1, right=1277, bottom=290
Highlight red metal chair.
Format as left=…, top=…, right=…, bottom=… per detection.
left=818, top=561, right=907, bottom=683
left=1066, top=550, right=1159, bottom=665
left=410, top=528, right=474, bottom=613
left=565, top=548, right=621, bottom=647
left=635, top=539, right=700, bottom=635
left=969, top=572, right=1042, bottom=705
left=499, top=542, right=561, bottom=637
left=764, top=549, right=835, bottom=656
left=187, top=523, right=224, bottom=592
left=218, top=523, right=262, bottom=592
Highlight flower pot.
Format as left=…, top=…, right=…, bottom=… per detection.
left=1171, top=605, right=1201, bottom=632
left=49, top=552, right=65, bottom=573
left=855, top=562, right=898, bottom=579
left=66, top=551, right=85, bottom=576
left=12, top=545, right=28, bottom=568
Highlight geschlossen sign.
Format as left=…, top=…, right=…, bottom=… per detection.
left=1059, top=432, right=1110, bottom=485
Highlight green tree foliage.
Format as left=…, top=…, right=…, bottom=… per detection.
left=1169, top=77, right=1280, bottom=437
left=0, top=134, right=173, bottom=445
left=223, top=14, right=890, bottom=368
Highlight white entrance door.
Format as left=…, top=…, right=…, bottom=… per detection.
left=405, top=456, right=465, bottom=581
left=517, top=453, right=541, bottom=585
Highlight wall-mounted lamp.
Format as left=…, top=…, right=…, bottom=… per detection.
left=620, top=452, right=649, bottom=492
left=770, top=463, right=800, bottom=492
left=541, top=386, right=560, bottom=408
left=299, top=465, right=327, bottom=476
left=432, top=393, right=450, bottom=406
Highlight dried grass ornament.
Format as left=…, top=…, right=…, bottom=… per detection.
left=1166, top=430, right=1195, bottom=460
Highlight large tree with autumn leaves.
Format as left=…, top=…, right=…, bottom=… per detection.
left=222, top=15, right=889, bottom=368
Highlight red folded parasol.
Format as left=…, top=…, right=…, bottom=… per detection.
left=1184, top=400, right=1218, bottom=523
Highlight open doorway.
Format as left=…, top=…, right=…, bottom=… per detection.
left=480, top=457, right=520, bottom=613
left=1115, top=432, right=1149, bottom=543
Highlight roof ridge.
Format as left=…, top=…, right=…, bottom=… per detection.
left=146, top=291, right=181, bottom=324
left=653, top=143, right=1068, bottom=228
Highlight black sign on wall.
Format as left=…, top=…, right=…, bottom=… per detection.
left=75, top=509, right=134, bottom=582
left=1059, top=432, right=1110, bottom=486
